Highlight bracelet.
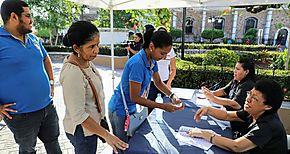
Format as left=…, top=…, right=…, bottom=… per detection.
left=210, top=134, right=216, bottom=143
left=49, top=80, right=54, bottom=86
left=169, top=92, right=175, bottom=99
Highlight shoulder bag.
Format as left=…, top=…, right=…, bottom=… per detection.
left=120, top=83, right=149, bottom=136
left=68, top=60, right=110, bottom=143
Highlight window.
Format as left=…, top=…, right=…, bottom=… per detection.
left=213, top=17, right=225, bottom=31
left=185, top=17, right=194, bottom=34
left=244, top=17, right=258, bottom=33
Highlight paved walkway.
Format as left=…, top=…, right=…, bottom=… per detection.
left=0, top=63, right=123, bottom=154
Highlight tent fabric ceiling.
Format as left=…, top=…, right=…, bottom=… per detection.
left=69, top=0, right=289, bottom=10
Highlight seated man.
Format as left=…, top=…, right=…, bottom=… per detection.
left=188, top=79, right=287, bottom=154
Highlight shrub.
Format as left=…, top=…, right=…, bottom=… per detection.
left=174, top=58, right=290, bottom=100
left=184, top=54, right=206, bottom=65
left=169, top=27, right=182, bottom=40
left=44, top=45, right=128, bottom=56
left=243, top=28, right=257, bottom=44
left=271, top=49, right=290, bottom=69
left=201, top=29, right=224, bottom=43
left=172, top=43, right=277, bottom=51
left=204, top=48, right=239, bottom=67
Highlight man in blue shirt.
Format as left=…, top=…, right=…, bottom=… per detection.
left=0, top=0, right=61, bottom=153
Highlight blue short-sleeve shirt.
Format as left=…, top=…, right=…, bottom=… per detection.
left=108, top=48, right=158, bottom=116
left=0, top=27, right=52, bottom=113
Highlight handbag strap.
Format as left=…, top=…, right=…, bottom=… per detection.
left=67, top=60, right=102, bottom=113
left=120, top=73, right=151, bottom=116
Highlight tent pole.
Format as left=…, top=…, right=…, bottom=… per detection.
left=110, top=9, right=115, bottom=90
left=181, top=8, right=186, bottom=60
left=286, top=36, right=290, bottom=70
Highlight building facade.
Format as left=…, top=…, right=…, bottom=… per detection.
left=172, top=8, right=290, bottom=47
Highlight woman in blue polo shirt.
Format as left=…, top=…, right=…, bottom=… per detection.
left=108, top=29, right=183, bottom=146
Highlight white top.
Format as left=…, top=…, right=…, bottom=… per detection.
left=157, top=48, right=176, bottom=81
left=60, top=59, right=105, bottom=136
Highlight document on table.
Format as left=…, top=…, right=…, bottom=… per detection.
left=194, top=94, right=212, bottom=107
left=192, top=93, right=222, bottom=108
left=175, top=126, right=219, bottom=150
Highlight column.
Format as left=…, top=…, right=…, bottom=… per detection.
left=231, top=10, right=238, bottom=40
left=172, top=10, right=177, bottom=28
left=263, top=9, right=273, bottom=44
left=201, top=9, right=206, bottom=42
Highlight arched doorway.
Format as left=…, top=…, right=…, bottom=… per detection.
left=274, top=27, right=290, bottom=48
left=276, top=28, right=288, bottom=45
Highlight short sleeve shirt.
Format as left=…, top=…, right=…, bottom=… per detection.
left=129, top=42, right=142, bottom=58
left=0, top=27, right=51, bottom=113
left=108, top=48, right=158, bottom=116
left=223, top=78, right=255, bottom=110
left=237, top=110, right=287, bottom=154
left=157, top=48, right=176, bottom=81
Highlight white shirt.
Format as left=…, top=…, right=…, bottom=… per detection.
left=157, top=48, right=176, bottom=81
left=60, top=59, right=105, bottom=136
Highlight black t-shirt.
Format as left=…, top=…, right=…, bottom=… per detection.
left=129, top=42, right=142, bottom=58
left=223, top=78, right=254, bottom=136
left=223, top=78, right=255, bottom=110
left=237, top=110, right=287, bottom=154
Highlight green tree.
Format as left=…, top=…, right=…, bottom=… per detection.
left=28, top=0, right=79, bottom=45
left=93, top=9, right=132, bottom=28
left=201, top=29, right=224, bottom=43
left=154, top=9, right=172, bottom=28
left=93, top=8, right=172, bottom=31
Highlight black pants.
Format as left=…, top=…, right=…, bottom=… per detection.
left=147, top=80, right=168, bottom=114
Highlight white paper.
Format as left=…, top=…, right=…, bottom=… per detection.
left=208, top=120, right=217, bottom=126
left=209, top=116, right=231, bottom=130
left=201, top=116, right=208, bottom=120
left=175, top=126, right=219, bottom=150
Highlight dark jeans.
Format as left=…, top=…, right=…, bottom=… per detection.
left=109, top=111, right=128, bottom=154
left=147, top=80, right=168, bottom=114
left=66, top=125, right=98, bottom=154
left=4, top=102, right=61, bottom=154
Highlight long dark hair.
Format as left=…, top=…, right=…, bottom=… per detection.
left=142, top=29, right=172, bottom=49
left=135, top=32, right=143, bottom=44
left=63, top=21, right=99, bottom=55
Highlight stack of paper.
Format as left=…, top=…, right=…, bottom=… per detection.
left=175, top=126, right=219, bottom=151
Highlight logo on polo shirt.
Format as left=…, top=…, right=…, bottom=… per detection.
left=33, top=40, right=41, bottom=51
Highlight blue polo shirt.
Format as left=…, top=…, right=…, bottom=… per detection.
left=0, top=27, right=52, bottom=114
left=108, top=48, right=158, bottom=116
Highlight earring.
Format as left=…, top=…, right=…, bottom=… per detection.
left=77, top=53, right=80, bottom=57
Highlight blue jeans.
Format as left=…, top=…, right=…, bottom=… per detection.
left=4, top=102, right=61, bottom=154
left=109, top=111, right=128, bottom=154
left=66, top=125, right=98, bottom=154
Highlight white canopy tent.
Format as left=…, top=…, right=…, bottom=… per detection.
left=68, top=0, right=290, bottom=89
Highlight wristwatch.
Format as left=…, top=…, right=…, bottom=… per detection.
left=49, top=80, right=54, bottom=86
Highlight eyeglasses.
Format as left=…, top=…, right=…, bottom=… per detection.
left=246, top=91, right=260, bottom=103
left=21, top=13, right=32, bottom=19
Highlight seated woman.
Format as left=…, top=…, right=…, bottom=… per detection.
left=189, top=79, right=287, bottom=154
left=202, top=58, right=255, bottom=137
